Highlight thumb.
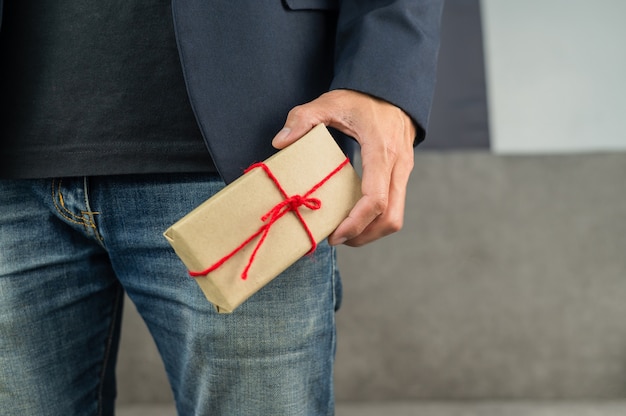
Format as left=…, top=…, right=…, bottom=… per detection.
left=271, top=101, right=330, bottom=149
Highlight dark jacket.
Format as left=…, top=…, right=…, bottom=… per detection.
left=172, top=0, right=443, bottom=182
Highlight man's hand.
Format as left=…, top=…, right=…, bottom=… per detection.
left=272, top=89, right=416, bottom=247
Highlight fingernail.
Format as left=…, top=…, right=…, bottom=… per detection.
left=330, top=237, right=347, bottom=246
left=272, top=128, right=291, bottom=147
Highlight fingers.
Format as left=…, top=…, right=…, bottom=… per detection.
left=271, top=99, right=331, bottom=149
left=328, top=123, right=413, bottom=247
left=327, top=132, right=394, bottom=245
left=272, top=89, right=416, bottom=247
left=271, top=90, right=364, bottom=149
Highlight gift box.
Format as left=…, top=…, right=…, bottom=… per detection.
left=164, top=124, right=361, bottom=313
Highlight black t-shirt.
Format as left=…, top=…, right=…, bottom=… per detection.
left=0, top=0, right=215, bottom=179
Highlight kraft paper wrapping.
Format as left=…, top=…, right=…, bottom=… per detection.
left=164, top=124, right=361, bottom=313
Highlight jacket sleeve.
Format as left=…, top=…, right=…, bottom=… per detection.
left=329, top=0, right=444, bottom=143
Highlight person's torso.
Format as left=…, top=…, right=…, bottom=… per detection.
left=0, top=0, right=215, bottom=179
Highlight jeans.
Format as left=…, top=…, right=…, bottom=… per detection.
left=0, top=173, right=342, bottom=415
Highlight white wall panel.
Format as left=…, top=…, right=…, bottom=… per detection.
left=482, top=0, right=626, bottom=153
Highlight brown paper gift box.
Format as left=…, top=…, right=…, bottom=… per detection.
left=164, top=124, right=362, bottom=313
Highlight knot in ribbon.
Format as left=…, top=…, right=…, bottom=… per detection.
left=189, top=157, right=350, bottom=280
left=262, top=194, right=321, bottom=223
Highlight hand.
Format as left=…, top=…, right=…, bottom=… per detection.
left=272, top=89, right=416, bottom=247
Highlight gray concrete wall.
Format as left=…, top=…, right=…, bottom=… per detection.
left=117, top=152, right=626, bottom=404
left=335, top=152, right=626, bottom=400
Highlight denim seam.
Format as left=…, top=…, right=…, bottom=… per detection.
left=330, top=246, right=339, bottom=312
left=51, top=179, right=104, bottom=242
left=82, top=177, right=104, bottom=243
left=51, top=179, right=92, bottom=227
left=97, top=283, right=124, bottom=416
left=329, top=245, right=338, bottom=415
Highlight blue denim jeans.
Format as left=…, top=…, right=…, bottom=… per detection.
left=0, top=173, right=342, bottom=415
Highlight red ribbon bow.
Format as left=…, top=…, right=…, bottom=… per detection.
left=189, top=157, right=350, bottom=280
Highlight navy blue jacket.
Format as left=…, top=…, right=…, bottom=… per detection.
left=172, top=0, right=443, bottom=182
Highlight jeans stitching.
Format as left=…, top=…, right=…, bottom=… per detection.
left=51, top=179, right=92, bottom=227
left=97, top=283, right=123, bottom=416
left=82, top=177, right=104, bottom=243
left=51, top=179, right=103, bottom=242
left=330, top=246, right=341, bottom=312
left=329, top=245, right=338, bottom=416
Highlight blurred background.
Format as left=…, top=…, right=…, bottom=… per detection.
left=118, top=1, right=626, bottom=414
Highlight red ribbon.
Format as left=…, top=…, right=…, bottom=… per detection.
left=189, top=157, right=351, bottom=280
